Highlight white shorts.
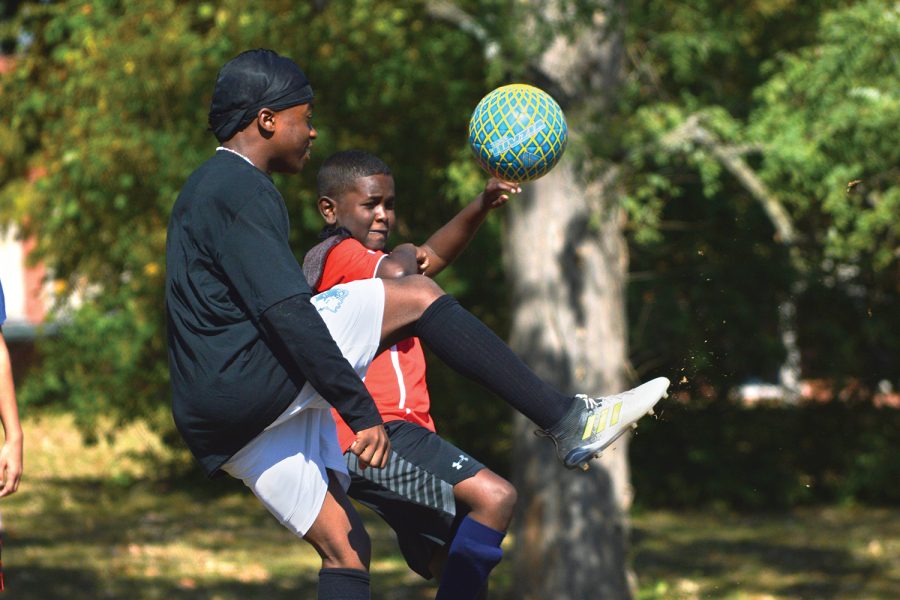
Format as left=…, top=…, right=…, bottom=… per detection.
left=222, top=278, right=385, bottom=537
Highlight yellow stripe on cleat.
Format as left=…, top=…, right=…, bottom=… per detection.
left=595, top=408, right=609, bottom=434
left=582, top=415, right=596, bottom=440
left=610, top=402, right=622, bottom=426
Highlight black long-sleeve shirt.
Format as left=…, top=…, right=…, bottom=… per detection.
left=165, top=151, right=381, bottom=476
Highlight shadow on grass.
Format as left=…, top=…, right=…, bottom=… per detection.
left=8, top=566, right=436, bottom=600
left=633, top=525, right=886, bottom=599
left=634, top=533, right=869, bottom=574
left=11, top=474, right=253, bottom=539
left=5, top=472, right=438, bottom=600
left=8, top=565, right=317, bottom=600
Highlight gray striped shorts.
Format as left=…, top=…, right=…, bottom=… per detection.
left=345, top=420, right=484, bottom=578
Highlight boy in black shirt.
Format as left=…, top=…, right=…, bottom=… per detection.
left=166, top=49, right=669, bottom=600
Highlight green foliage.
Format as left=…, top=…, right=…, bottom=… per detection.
left=750, top=0, right=900, bottom=270
left=616, top=0, right=898, bottom=391
left=625, top=0, right=851, bottom=115
left=24, top=285, right=170, bottom=442
left=1, top=0, right=223, bottom=431
left=631, top=402, right=900, bottom=508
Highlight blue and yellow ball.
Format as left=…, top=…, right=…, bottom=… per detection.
left=468, top=84, right=567, bottom=182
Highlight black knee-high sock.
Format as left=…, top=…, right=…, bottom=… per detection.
left=414, top=295, right=572, bottom=429
left=318, top=568, right=370, bottom=600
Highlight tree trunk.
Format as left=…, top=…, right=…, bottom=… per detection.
left=505, top=3, right=631, bottom=593
left=506, top=162, right=632, bottom=599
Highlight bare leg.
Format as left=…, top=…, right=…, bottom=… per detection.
left=454, top=470, right=517, bottom=532
left=304, top=470, right=371, bottom=571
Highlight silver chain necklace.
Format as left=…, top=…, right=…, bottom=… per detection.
left=216, top=146, right=255, bottom=167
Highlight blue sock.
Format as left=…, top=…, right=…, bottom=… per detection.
left=435, top=516, right=505, bottom=600
left=318, top=568, right=370, bottom=600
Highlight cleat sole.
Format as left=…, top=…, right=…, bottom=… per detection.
left=565, top=426, right=629, bottom=468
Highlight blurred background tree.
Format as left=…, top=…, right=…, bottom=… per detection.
left=618, top=0, right=898, bottom=395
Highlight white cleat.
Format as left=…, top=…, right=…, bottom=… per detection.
left=537, top=377, right=671, bottom=469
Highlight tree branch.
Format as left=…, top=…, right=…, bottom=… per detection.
left=424, top=0, right=574, bottom=104
left=425, top=0, right=500, bottom=61
left=663, top=114, right=798, bottom=245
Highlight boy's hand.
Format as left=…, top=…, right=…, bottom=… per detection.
left=415, top=245, right=430, bottom=273
left=0, top=439, right=22, bottom=498
left=481, top=178, right=521, bottom=210
left=350, top=424, right=391, bottom=470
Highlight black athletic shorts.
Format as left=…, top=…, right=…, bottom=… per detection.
left=345, top=420, right=485, bottom=579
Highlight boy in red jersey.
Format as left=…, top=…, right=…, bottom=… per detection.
left=304, top=150, right=518, bottom=599
left=303, top=150, right=668, bottom=599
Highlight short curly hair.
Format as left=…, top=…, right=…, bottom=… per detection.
left=316, top=150, right=392, bottom=198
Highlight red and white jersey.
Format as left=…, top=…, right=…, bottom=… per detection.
left=317, top=237, right=436, bottom=451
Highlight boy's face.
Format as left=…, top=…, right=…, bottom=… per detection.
left=323, top=174, right=396, bottom=251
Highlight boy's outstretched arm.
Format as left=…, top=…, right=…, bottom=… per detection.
left=417, top=178, right=520, bottom=277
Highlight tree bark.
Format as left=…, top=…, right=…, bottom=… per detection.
left=505, top=2, right=634, bottom=597
left=506, top=164, right=633, bottom=599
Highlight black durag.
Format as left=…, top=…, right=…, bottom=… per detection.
left=208, top=48, right=314, bottom=142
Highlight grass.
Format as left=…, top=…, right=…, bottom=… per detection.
left=3, top=413, right=899, bottom=599
left=632, top=508, right=900, bottom=599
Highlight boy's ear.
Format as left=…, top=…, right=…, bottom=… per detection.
left=318, top=196, right=338, bottom=224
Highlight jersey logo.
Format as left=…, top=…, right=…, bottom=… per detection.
left=452, top=454, right=470, bottom=470
left=312, top=288, right=349, bottom=313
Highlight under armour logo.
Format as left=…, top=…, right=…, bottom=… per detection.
left=452, top=454, right=469, bottom=470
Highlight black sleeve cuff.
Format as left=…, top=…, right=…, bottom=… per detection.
left=343, top=412, right=385, bottom=435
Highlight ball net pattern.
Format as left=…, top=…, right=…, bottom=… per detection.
left=468, top=84, right=567, bottom=182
